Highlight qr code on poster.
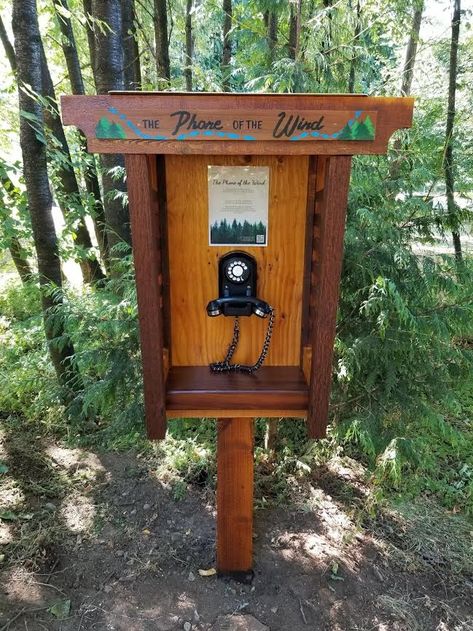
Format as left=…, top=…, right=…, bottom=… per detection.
left=256, top=234, right=265, bottom=244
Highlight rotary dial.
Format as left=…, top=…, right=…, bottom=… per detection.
left=225, top=259, right=250, bottom=283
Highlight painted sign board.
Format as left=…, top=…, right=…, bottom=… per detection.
left=95, top=107, right=377, bottom=142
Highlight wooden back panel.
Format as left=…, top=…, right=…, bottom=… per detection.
left=165, top=155, right=308, bottom=367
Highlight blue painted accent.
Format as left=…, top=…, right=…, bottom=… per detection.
left=104, top=106, right=373, bottom=143
left=123, top=114, right=168, bottom=140
left=289, top=131, right=310, bottom=141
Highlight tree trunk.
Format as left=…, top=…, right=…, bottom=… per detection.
left=91, top=0, right=132, bottom=258
left=52, top=0, right=84, bottom=93
left=2, top=5, right=103, bottom=283
left=444, top=0, right=462, bottom=263
left=122, top=0, right=142, bottom=89
left=81, top=150, right=110, bottom=273
left=288, top=0, right=302, bottom=61
left=12, top=0, right=82, bottom=394
left=222, top=0, right=232, bottom=91
left=91, top=0, right=124, bottom=93
left=321, top=0, right=332, bottom=61
left=0, top=172, right=33, bottom=283
left=184, top=0, right=193, bottom=91
left=265, top=419, right=279, bottom=453
left=401, top=3, right=423, bottom=96
left=82, top=0, right=96, bottom=81
left=264, top=9, right=278, bottom=64
left=40, top=46, right=105, bottom=283
left=53, top=0, right=109, bottom=272
left=389, top=2, right=423, bottom=181
left=154, top=0, right=171, bottom=87
left=8, top=236, right=32, bottom=283
left=347, top=0, right=361, bottom=93
left=0, top=14, right=17, bottom=73
left=0, top=17, right=32, bottom=283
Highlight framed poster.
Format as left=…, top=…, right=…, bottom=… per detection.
left=208, top=166, right=269, bottom=246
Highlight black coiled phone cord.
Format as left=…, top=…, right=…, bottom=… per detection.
left=209, top=307, right=275, bottom=374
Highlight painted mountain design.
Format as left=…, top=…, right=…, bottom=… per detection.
left=95, top=117, right=126, bottom=139
left=338, top=115, right=375, bottom=140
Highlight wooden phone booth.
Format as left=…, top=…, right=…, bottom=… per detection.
left=62, top=92, right=413, bottom=577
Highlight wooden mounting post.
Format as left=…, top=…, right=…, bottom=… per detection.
left=217, top=418, right=254, bottom=578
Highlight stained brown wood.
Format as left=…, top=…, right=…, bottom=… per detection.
left=166, top=366, right=309, bottom=410
left=217, top=417, right=254, bottom=574
left=301, top=155, right=318, bottom=348
left=61, top=92, right=414, bottom=441
left=302, top=345, right=312, bottom=384
left=166, top=409, right=307, bottom=418
left=156, top=155, right=171, bottom=352
left=70, top=104, right=379, bottom=142
left=165, top=154, right=307, bottom=368
left=61, top=93, right=414, bottom=155
left=307, top=156, right=352, bottom=439
left=125, top=154, right=166, bottom=439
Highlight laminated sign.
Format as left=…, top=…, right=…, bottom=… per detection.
left=208, top=166, right=269, bottom=246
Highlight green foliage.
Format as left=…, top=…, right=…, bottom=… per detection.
left=0, top=280, right=41, bottom=321
left=0, top=159, right=33, bottom=259
left=0, top=261, right=143, bottom=439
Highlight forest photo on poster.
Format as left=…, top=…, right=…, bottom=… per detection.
left=210, top=219, right=267, bottom=245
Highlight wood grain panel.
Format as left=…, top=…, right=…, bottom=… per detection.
left=61, top=93, right=414, bottom=155
left=166, top=366, right=309, bottom=410
left=166, top=409, right=307, bottom=418
left=307, top=156, right=352, bottom=439
left=217, top=418, right=254, bottom=575
left=82, top=104, right=379, bottom=142
left=166, top=154, right=308, bottom=367
left=125, top=155, right=166, bottom=439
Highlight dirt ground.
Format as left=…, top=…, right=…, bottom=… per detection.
left=0, top=431, right=472, bottom=631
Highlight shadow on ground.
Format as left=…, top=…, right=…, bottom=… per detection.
left=0, top=423, right=472, bottom=631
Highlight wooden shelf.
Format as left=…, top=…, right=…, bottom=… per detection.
left=166, top=366, right=309, bottom=411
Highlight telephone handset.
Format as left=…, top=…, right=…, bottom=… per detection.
left=206, top=252, right=274, bottom=374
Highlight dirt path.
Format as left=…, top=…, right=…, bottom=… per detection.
left=1, top=436, right=472, bottom=631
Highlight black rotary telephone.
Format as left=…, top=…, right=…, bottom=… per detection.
left=206, top=251, right=274, bottom=373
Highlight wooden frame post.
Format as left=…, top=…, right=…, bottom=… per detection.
left=217, top=418, right=254, bottom=578
left=125, top=154, right=166, bottom=439
left=307, top=155, right=352, bottom=438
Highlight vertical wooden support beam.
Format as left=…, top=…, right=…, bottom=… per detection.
left=217, top=418, right=254, bottom=577
left=125, top=154, right=166, bottom=439
left=307, top=155, right=352, bottom=439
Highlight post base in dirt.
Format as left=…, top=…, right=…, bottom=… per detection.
left=217, top=417, right=254, bottom=581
